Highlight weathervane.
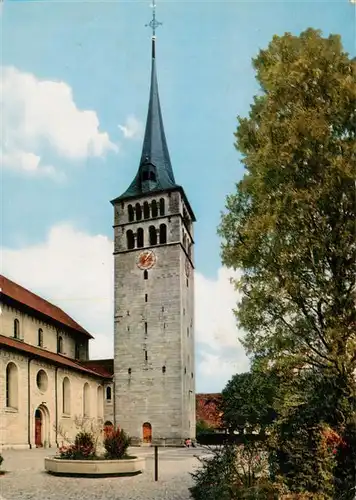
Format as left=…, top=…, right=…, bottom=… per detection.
left=145, top=0, right=162, bottom=37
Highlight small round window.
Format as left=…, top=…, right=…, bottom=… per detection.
left=36, top=369, right=48, bottom=392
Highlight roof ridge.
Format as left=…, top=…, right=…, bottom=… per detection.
left=0, top=275, right=93, bottom=338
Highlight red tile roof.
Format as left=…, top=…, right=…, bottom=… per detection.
left=81, top=359, right=114, bottom=376
left=196, top=393, right=223, bottom=429
left=0, top=334, right=111, bottom=379
left=0, top=275, right=93, bottom=339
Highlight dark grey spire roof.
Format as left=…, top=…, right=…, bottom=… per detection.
left=115, top=38, right=178, bottom=200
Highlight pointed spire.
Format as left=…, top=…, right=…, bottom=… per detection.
left=117, top=1, right=177, bottom=200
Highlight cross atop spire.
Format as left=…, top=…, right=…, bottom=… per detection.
left=145, top=1, right=162, bottom=37
left=145, top=1, right=162, bottom=59
left=113, top=0, right=178, bottom=202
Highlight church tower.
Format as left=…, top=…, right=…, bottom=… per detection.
left=111, top=4, right=196, bottom=446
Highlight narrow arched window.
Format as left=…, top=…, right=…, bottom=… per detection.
left=135, top=203, right=142, bottom=221
left=128, top=204, right=134, bottom=222
left=38, top=328, right=43, bottom=347
left=151, top=200, right=158, bottom=218
left=14, top=319, right=20, bottom=339
left=149, top=225, right=157, bottom=246
left=57, top=336, right=63, bottom=354
left=144, top=270, right=148, bottom=280
left=126, top=230, right=135, bottom=249
left=62, top=377, right=71, bottom=415
left=106, top=386, right=112, bottom=401
left=143, top=201, right=150, bottom=219
left=97, top=385, right=104, bottom=418
left=83, top=383, right=90, bottom=417
left=137, top=228, right=144, bottom=248
left=6, top=362, right=19, bottom=409
left=160, top=224, right=167, bottom=244
left=159, top=198, right=165, bottom=216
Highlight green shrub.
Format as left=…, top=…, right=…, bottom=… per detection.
left=190, top=443, right=279, bottom=500
left=58, top=431, right=96, bottom=460
left=103, top=426, right=131, bottom=459
left=196, top=420, right=215, bottom=436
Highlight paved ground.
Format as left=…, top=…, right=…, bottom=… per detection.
left=0, top=446, right=208, bottom=500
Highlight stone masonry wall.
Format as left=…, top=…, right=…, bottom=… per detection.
left=113, top=189, right=195, bottom=445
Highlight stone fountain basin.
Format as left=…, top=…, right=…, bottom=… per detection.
left=45, top=456, right=145, bottom=477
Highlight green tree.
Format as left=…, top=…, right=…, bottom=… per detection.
left=218, top=28, right=356, bottom=497
left=221, top=367, right=279, bottom=435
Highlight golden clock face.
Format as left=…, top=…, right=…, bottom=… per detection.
left=185, top=259, right=190, bottom=277
left=137, top=250, right=156, bottom=270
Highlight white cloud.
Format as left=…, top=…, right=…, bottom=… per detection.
left=1, top=66, right=117, bottom=177
left=195, top=268, right=250, bottom=391
left=1, top=224, right=114, bottom=358
left=1, top=150, right=65, bottom=181
left=1, top=224, right=248, bottom=391
left=118, top=115, right=143, bottom=140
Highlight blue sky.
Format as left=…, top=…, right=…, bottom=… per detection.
left=1, top=0, right=355, bottom=392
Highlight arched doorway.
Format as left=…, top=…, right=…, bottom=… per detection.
left=34, top=405, right=50, bottom=448
left=35, top=409, right=43, bottom=447
left=142, top=422, right=152, bottom=444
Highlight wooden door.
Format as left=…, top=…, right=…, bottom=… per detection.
left=35, top=410, right=42, bottom=447
left=142, top=422, right=152, bottom=443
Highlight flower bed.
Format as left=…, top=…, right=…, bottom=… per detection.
left=45, top=423, right=145, bottom=477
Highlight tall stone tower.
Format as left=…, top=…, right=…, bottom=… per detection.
left=111, top=6, right=196, bottom=446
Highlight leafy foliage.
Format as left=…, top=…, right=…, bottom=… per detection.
left=216, top=28, right=356, bottom=497
left=196, top=419, right=215, bottom=436
left=218, top=28, right=356, bottom=377
left=190, top=444, right=280, bottom=500
left=58, top=431, right=96, bottom=460
left=196, top=394, right=223, bottom=429
left=221, top=366, right=279, bottom=434
left=103, top=425, right=131, bottom=459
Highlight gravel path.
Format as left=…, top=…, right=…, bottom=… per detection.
left=0, top=447, right=204, bottom=500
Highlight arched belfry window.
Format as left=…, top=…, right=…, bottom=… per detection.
left=149, top=225, right=157, bottom=246
left=151, top=200, right=158, bottom=218
left=128, top=205, right=134, bottom=222
left=150, top=171, right=156, bottom=182
left=14, top=319, right=20, bottom=339
left=159, top=198, right=165, bottom=216
left=135, top=203, right=142, bottom=221
left=143, top=201, right=150, bottom=219
left=137, top=228, right=144, bottom=248
left=126, top=230, right=135, bottom=250
left=160, top=224, right=167, bottom=244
